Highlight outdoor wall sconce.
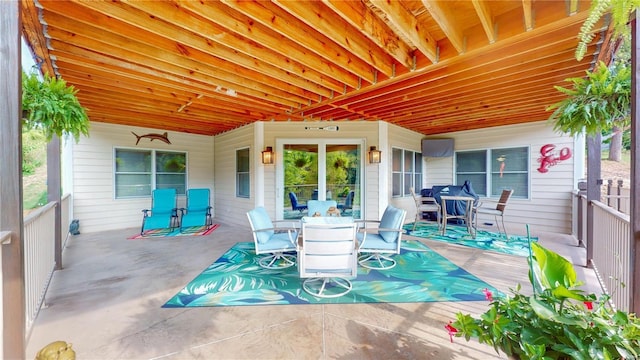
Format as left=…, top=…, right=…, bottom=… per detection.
left=262, top=146, right=274, bottom=164
left=369, top=146, right=381, bottom=164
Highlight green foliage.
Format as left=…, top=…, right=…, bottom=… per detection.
left=22, top=129, right=46, bottom=175
left=452, top=240, right=640, bottom=359
left=575, top=0, right=639, bottom=61
left=547, top=61, right=630, bottom=136
left=23, top=186, right=48, bottom=211
left=284, top=150, right=317, bottom=190
left=22, top=71, right=90, bottom=142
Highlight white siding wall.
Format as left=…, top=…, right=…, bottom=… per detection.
left=424, top=121, right=578, bottom=235
left=213, top=124, right=255, bottom=227
left=71, top=123, right=214, bottom=233
left=71, top=120, right=577, bottom=236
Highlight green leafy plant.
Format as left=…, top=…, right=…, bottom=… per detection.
left=575, top=0, right=638, bottom=61
left=547, top=60, right=630, bottom=137
left=448, top=234, right=640, bottom=359
left=22, top=71, right=90, bottom=142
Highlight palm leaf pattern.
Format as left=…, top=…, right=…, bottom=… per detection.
left=404, top=222, right=536, bottom=257
left=163, top=241, right=499, bottom=307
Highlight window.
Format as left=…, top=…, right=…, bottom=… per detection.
left=236, top=148, right=250, bottom=198
left=392, top=148, right=422, bottom=197
left=115, top=149, right=186, bottom=198
left=456, top=147, right=529, bottom=198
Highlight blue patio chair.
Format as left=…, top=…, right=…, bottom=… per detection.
left=246, top=206, right=298, bottom=269
left=179, top=188, right=212, bottom=232
left=289, top=191, right=308, bottom=213
left=141, top=188, right=178, bottom=235
left=337, top=190, right=354, bottom=215
left=307, top=200, right=338, bottom=217
left=356, top=205, right=406, bottom=270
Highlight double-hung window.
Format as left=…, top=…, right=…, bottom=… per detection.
left=455, top=147, right=528, bottom=198
left=114, top=148, right=187, bottom=198
left=392, top=148, right=422, bottom=197
left=236, top=148, right=250, bottom=198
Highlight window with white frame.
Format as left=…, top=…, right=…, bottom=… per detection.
left=236, top=148, right=250, bottom=198
left=114, top=148, right=187, bottom=198
left=455, top=147, right=529, bottom=198
left=392, top=148, right=422, bottom=197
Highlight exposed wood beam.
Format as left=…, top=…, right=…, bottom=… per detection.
left=43, top=5, right=316, bottom=105
left=295, top=8, right=592, bottom=115
left=268, top=0, right=393, bottom=78
left=569, top=0, right=579, bottom=15
left=73, top=0, right=342, bottom=95
left=177, top=0, right=364, bottom=88
left=522, top=0, right=534, bottom=31
left=44, top=24, right=303, bottom=109
left=322, top=0, right=414, bottom=70
left=370, top=0, right=438, bottom=63
left=471, top=0, right=497, bottom=44
left=420, top=0, right=466, bottom=54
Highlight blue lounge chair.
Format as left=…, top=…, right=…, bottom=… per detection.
left=141, top=188, right=178, bottom=235
left=337, top=190, right=354, bottom=215
left=179, top=188, right=212, bottom=232
left=289, top=191, right=308, bottom=212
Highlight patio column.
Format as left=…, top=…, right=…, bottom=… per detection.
left=631, top=11, right=640, bottom=315
left=47, top=136, right=62, bottom=270
left=585, top=133, right=601, bottom=266
left=0, top=1, right=27, bottom=358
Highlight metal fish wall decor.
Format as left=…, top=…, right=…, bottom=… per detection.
left=132, top=131, right=171, bottom=145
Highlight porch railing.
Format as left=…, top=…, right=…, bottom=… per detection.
left=573, top=188, right=632, bottom=312
left=602, top=179, right=630, bottom=214
left=590, top=200, right=631, bottom=312
left=23, top=194, right=71, bottom=336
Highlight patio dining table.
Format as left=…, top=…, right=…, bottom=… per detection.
left=439, top=195, right=476, bottom=238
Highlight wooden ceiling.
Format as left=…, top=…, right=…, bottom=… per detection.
left=21, top=0, right=610, bottom=136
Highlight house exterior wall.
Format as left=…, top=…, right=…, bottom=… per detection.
left=70, top=122, right=214, bottom=233
left=422, top=121, right=579, bottom=235
left=212, top=124, right=255, bottom=228
left=70, top=121, right=577, bottom=235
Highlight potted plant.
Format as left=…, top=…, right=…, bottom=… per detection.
left=22, top=71, right=90, bottom=141
left=447, top=234, right=640, bottom=359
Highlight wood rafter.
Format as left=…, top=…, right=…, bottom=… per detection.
left=19, top=0, right=607, bottom=136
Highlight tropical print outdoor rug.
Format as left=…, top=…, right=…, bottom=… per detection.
left=404, top=222, right=536, bottom=257
left=128, top=223, right=219, bottom=239
left=163, top=240, right=498, bottom=307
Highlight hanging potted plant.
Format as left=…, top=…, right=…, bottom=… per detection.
left=22, top=71, right=90, bottom=141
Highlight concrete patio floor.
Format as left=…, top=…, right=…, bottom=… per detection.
left=26, top=221, right=599, bottom=359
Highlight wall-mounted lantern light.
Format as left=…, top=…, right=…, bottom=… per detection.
left=368, top=146, right=381, bottom=164
left=262, top=146, right=274, bottom=164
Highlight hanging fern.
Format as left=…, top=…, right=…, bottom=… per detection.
left=547, top=61, right=630, bottom=136
left=22, top=71, right=90, bottom=142
left=575, top=0, right=638, bottom=61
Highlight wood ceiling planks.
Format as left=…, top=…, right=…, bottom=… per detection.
left=20, top=0, right=610, bottom=136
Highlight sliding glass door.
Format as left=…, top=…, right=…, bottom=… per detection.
left=277, top=139, right=363, bottom=220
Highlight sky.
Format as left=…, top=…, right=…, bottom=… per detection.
left=21, top=37, right=39, bottom=74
